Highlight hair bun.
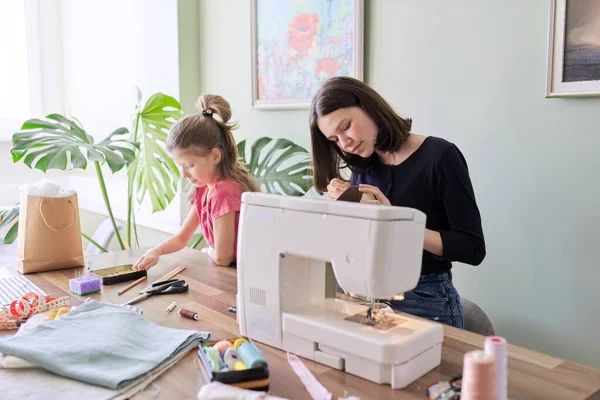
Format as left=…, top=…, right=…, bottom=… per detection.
left=196, top=94, right=232, bottom=124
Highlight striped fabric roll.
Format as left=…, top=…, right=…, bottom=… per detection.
left=0, top=275, right=47, bottom=306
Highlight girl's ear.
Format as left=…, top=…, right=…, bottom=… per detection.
left=210, top=148, right=222, bottom=164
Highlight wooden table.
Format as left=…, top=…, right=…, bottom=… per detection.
left=2, top=248, right=599, bottom=399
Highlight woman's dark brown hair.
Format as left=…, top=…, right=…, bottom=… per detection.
left=310, top=76, right=412, bottom=194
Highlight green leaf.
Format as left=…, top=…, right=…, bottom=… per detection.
left=0, top=205, right=20, bottom=245
left=11, top=115, right=136, bottom=173
left=240, top=137, right=312, bottom=196
left=134, top=93, right=183, bottom=212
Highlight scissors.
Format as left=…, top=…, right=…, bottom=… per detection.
left=124, top=279, right=189, bottom=306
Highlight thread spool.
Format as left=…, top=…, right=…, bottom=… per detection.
left=179, top=308, right=199, bottom=320
left=213, top=339, right=233, bottom=356
left=203, top=346, right=221, bottom=372
left=462, top=350, right=498, bottom=400
left=223, top=347, right=248, bottom=370
left=234, top=338, right=267, bottom=368
left=484, top=336, right=507, bottom=400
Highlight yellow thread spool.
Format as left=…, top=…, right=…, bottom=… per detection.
left=232, top=360, right=248, bottom=371
left=233, top=338, right=248, bottom=350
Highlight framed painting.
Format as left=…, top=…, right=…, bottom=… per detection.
left=251, top=0, right=364, bottom=109
left=547, top=0, right=600, bottom=97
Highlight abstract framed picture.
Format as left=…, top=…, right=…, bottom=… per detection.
left=251, top=0, right=364, bottom=109
left=547, top=0, right=600, bottom=97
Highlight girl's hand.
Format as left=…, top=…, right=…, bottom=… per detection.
left=132, top=249, right=160, bottom=271
left=327, top=179, right=350, bottom=200
left=358, top=184, right=391, bottom=206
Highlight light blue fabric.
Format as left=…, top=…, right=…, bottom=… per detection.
left=0, top=300, right=210, bottom=389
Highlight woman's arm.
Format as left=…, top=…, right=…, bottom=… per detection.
left=211, top=211, right=236, bottom=266
left=436, top=146, right=485, bottom=265
left=132, top=208, right=200, bottom=270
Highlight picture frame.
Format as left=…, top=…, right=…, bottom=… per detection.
left=250, top=0, right=364, bottom=110
left=546, top=0, right=600, bottom=97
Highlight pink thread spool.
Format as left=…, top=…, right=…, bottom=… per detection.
left=213, top=340, right=233, bottom=356
left=484, top=336, right=507, bottom=400
left=461, top=350, right=498, bottom=400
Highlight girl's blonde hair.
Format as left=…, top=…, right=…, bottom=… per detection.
left=166, top=94, right=260, bottom=197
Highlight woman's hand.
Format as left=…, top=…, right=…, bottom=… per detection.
left=132, top=249, right=160, bottom=271
left=358, top=184, right=391, bottom=206
left=327, top=179, right=350, bottom=200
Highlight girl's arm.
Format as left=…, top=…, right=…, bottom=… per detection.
left=132, top=207, right=200, bottom=270
left=210, top=211, right=236, bottom=266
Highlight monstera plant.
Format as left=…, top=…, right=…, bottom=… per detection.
left=237, top=137, right=312, bottom=196
left=2, top=91, right=184, bottom=251
left=1, top=93, right=314, bottom=251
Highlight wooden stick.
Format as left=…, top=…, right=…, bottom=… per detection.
left=138, top=265, right=186, bottom=294
left=117, top=276, right=147, bottom=296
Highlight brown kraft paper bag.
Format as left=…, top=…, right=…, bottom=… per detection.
left=16, top=192, right=84, bottom=274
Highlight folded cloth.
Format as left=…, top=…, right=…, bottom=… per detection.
left=0, top=300, right=210, bottom=389
left=197, top=382, right=288, bottom=400
left=0, top=301, right=144, bottom=369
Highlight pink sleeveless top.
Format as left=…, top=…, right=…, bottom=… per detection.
left=194, top=180, right=244, bottom=260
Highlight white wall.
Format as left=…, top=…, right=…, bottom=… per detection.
left=197, top=0, right=600, bottom=368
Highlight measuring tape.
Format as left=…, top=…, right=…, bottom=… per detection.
left=0, top=292, right=70, bottom=330
left=287, top=352, right=332, bottom=400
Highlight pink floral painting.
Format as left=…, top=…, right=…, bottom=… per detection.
left=252, top=0, right=363, bottom=109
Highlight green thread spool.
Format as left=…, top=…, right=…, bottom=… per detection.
left=203, top=346, right=221, bottom=372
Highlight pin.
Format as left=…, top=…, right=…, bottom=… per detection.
left=166, top=301, right=177, bottom=313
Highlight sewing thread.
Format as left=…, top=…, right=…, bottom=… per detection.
left=484, top=336, right=507, bottom=400
left=179, top=308, right=199, bottom=320
left=235, top=338, right=267, bottom=368
left=213, top=339, right=233, bottom=356
left=461, top=350, right=498, bottom=400
left=203, top=346, right=222, bottom=372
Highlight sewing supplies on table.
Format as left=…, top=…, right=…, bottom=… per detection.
left=69, top=275, right=102, bottom=296
left=197, top=337, right=270, bottom=391
left=426, top=376, right=461, bottom=400
left=91, top=263, right=147, bottom=285
left=484, top=336, right=507, bottom=400
left=0, top=292, right=70, bottom=330
left=179, top=308, right=199, bottom=320
left=117, top=275, right=147, bottom=295
left=237, top=193, right=443, bottom=389
left=124, top=279, right=189, bottom=306
left=461, top=350, right=497, bottom=400
left=166, top=301, right=177, bottom=313
left=138, top=265, right=186, bottom=294
left=0, top=275, right=48, bottom=306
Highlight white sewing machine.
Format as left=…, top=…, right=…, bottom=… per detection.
left=236, top=193, right=443, bottom=389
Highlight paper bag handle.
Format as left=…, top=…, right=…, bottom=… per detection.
left=39, top=200, right=77, bottom=232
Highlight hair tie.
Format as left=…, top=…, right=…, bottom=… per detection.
left=201, top=109, right=214, bottom=118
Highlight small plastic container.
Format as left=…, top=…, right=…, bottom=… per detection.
left=91, top=264, right=147, bottom=285
left=197, top=337, right=269, bottom=391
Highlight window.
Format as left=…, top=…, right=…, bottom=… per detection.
left=0, top=2, right=32, bottom=136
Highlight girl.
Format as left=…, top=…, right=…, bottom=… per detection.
left=133, top=94, right=259, bottom=270
left=310, top=77, right=485, bottom=328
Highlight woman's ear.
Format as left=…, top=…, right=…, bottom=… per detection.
left=210, top=148, right=222, bottom=164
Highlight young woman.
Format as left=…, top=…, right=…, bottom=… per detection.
left=309, top=77, right=485, bottom=328
left=133, top=94, right=259, bottom=270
